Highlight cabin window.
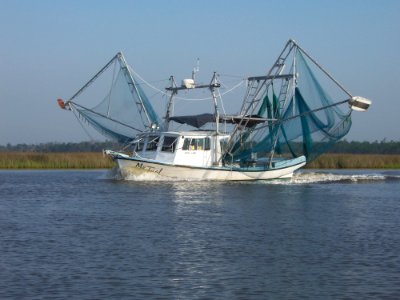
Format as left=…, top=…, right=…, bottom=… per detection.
left=161, top=136, right=178, bottom=152
left=182, top=137, right=210, bottom=151
left=190, top=139, right=199, bottom=150
left=182, top=138, right=190, bottom=150
left=204, top=137, right=210, bottom=150
left=146, top=136, right=159, bottom=151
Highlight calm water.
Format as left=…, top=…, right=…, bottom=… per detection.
left=0, top=169, right=399, bottom=299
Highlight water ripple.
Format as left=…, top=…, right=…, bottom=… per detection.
left=0, top=170, right=399, bottom=298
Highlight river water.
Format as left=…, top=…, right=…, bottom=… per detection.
left=0, top=169, right=399, bottom=299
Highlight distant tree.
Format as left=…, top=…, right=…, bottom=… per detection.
left=329, top=140, right=400, bottom=154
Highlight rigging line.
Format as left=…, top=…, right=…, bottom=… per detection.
left=252, top=98, right=351, bottom=133
left=148, top=90, right=162, bottom=99
left=69, top=53, right=119, bottom=101
left=128, top=66, right=169, bottom=96
left=294, top=43, right=353, bottom=97
left=220, top=80, right=238, bottom=90
left=216, top=86, right=227, bottom=115
left=220, top=99, right=226, bottom=115
left=219, top=78, right=247, bottom=85
left=219, top=74, right=246, bottom=78
left=130, top=65, right=245, bottom=101
left=135, top=79, right=170, bottom=86
left=129, top=65, right=210, bottom=101
left=69, top=101, right=144, bottom=133
left=174, top=80, right=245, bottom=101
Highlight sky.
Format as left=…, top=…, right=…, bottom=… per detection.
left=0, top=0, right=399, bottom=144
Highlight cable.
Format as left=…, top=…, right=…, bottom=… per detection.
left=130, top=65, right=245, bottom=101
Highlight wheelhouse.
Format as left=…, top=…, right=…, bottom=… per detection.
left=133, top=131, right=230, bottom=167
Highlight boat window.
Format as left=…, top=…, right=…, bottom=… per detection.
left=161, top=136, right=178, bottom=152
left=190, top=139, right=199, bottom=150
left=182, top=138, right=190, bottom=150
left=146, top=136, right=159, bottom=151
left=182, top=137, right=210, bottom=151
left=204, top=137, right=210, bottom=150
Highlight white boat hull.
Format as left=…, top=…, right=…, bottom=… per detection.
left=113, top=155, right=306, bottom=181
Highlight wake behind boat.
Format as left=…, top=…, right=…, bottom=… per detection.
left=57, top=39, right=371, bottom=181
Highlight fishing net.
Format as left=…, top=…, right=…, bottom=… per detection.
left=68, top=54, right=161, bottom=143
left=62, top=44, right=354, bottom=164
left=228, top=48, right=352, bottom=163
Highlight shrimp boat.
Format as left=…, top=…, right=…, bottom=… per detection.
left=57, top=39, right=371, bottom=181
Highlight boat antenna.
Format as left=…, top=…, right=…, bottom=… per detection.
left=192, top=58, right=200, bottom=81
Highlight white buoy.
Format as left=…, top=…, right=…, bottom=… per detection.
left=349, top=96, right=372, bottom=111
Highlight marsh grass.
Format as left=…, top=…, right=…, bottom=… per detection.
left=0, top=152, right=399, bottom=169
left=0, top=152, right=115, bottom=169
left=306, top=154, right=400, bottom=169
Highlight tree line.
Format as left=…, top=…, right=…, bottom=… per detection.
left=0, top=140, right=400, bottom=154
left=328, top=140, right=400, bottom=154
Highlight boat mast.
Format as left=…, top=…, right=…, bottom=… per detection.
left=164, top=76, right=178, bottom=131
left=210, top=72, right=220, bottom=133
left=221, top=40, right=296, bottom=164
left=165, top=74, right=221, bottom=129
left=269, top=45, right=298, bottom=167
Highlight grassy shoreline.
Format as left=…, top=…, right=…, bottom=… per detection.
left=0, top=152, right=399, bottom=169
left=306, top=154, right=400, bottom=169
left=0, top=152, right=115, bottom=169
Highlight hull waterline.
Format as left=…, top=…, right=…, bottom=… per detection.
left=114, top=155, right=306, bottom=181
